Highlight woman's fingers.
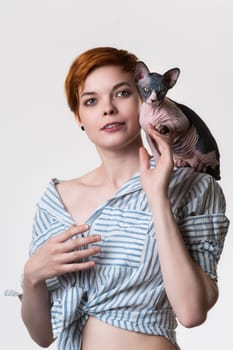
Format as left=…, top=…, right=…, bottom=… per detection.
left=52, top=234, right=101, bottom=274
left=64, top=233, right=101, bottom=252
left=60, top=245, right=101, bottom=264
left=139, top=146, right=150, bottom=172
left=53, top=224, right=89, bottom=243
left=147, top=124, right=174, bottom=166
left=62, top=260, right=96, bottom=273
left=26, top=224, right=102, bottom=282
left=48, top=223, right=101, bottom=256
left=147, top=123, right=174, bottom=152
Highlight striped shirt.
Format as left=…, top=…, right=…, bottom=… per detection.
left=6, top=163, right=229, bottom=349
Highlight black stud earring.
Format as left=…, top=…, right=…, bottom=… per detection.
left=81, top=125, right=85, bottom=131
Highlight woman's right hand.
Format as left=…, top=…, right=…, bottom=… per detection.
left=24, top=224, right=101, bottom=286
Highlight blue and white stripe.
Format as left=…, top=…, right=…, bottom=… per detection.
left=6, top=163, right=229, bottom=350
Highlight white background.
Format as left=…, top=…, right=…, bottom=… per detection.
left=0, top=1, right=232, bottom=349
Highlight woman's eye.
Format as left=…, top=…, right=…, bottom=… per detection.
left=116, top=90, right=130, bottom=97
left=84, top=98, right=96, bottom=106
left=143, top=87, right=151, bottom=94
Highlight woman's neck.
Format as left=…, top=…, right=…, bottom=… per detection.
left=96, top=139, right=142, bottom=190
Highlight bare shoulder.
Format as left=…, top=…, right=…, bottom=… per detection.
left=54, top=167, right=108, bottom=224
left=56, top=167, right=102, bottom=199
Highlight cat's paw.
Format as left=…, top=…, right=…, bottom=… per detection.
left=175, top=159, right=190, bottom=168
left=159, top=125, right=170, bottom=135
left=154, top=124, right=170, bottom=135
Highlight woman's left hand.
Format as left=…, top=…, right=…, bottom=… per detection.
left=139, top=123, right=175, bottom=200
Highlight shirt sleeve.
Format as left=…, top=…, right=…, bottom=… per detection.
left=176, top=174, right=230, bottom=280
left=29, top=205, right=86, bottom=339
left=30, top=204, right=55, bottom=255
left=4, top=204, right=57, bottom=298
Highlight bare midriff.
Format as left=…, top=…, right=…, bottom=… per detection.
left=81, top=316, right=176, bottom=350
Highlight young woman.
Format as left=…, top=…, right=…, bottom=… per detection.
left=20, top=47, right=229, bottom=350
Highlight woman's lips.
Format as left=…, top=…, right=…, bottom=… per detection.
left=101, top=122, right=125, bottom=131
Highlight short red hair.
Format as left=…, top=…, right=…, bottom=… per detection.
left=64, top=47, right=138, bottom=118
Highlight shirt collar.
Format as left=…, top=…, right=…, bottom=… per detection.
left=38, top=158, right=155, bottom=224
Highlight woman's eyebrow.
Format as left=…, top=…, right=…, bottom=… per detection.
left=112, top=82, right=131, bottom=91
left=80, top=91, right=96, bottom=98
left=80, top=82, right=132, bottom=98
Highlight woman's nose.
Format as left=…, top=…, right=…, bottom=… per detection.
left=104, top=108, right=115, bottom=116
left=103, top=98, right=117, bottom=116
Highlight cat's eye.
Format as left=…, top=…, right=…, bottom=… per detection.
left=143, top=87, right=151, bottom=94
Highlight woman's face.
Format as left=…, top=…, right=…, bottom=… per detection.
left=77, top=65, right=142, bottom=152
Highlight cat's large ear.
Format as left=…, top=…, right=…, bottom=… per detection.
left=135, top=61, right=150, bottom=82
left=163, top=68, right=180, bottom=89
